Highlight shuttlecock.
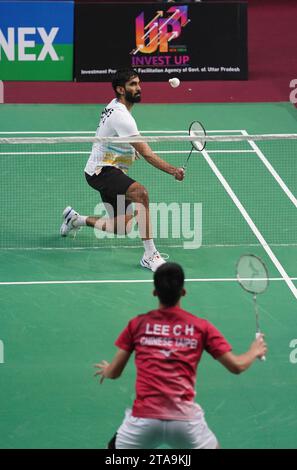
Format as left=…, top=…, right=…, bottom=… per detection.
left=169, top=77, right=180, bottom=88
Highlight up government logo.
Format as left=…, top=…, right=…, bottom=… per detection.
left=0, top=27, right=60, bottom=61
left=131, top=6, right=190, bottom=59
left=0, top=339, right=4, bottom=364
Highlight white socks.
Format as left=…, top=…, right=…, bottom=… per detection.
left=143, top=239, right=157, bottom=256
left=73, top=215, right=87, bottom=227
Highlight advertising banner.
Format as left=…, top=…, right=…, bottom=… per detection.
left=0, top=1, right=74, bottom=80
left=75, top=2, right=247, bottom=82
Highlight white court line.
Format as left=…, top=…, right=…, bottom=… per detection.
left=1, top=242, right=297, bottom=251
left=241, top=130, right=297, bottom=209
left=200, top=147, right=297, bottom=300
left=0, top=277, right=296, bottom=287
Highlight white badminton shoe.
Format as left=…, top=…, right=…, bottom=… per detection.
left=140, top=251, right=166, bottom=272
left=60, top=206, right=80, bottom=237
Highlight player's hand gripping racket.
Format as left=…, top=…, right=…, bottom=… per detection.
left=182, top=121, right=206, bottom=174
left=236, top=254, right=268, bottom=361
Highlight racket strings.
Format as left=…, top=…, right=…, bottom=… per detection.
left=182, top=120, right=206, bottom=171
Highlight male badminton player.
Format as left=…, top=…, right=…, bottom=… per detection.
left=60, top=69, right=184, bottom=272
left=94, top=263, right=267, bottom=449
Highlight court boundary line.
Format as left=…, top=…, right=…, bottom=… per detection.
left=200, top=146, right=297, bottom=300
left=0, top=277, right=296, bottom=286
left=1, top=243, right=297, bottom=251
left=241, top=130, right=297, bottom=208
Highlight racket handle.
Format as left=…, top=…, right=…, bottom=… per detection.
left=176, top=167, right=185, bottom=183
left=255, top=332, right=266, bottom=361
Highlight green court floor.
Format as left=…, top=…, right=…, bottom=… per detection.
left=0, top=102, right=297, bottom=449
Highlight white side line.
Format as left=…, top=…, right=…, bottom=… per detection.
left=1, top=242, right=296, bottom=251
left=241, top=130, right=297, bottom=208
left=201, top=147, right=297, bottom=300
left=0, top=277, right=295, bottom=286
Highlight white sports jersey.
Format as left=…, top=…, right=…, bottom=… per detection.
left=84, top=98, right=140, bottom=175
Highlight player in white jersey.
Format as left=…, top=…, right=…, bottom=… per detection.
left=60, top=69, right=185, bottom=272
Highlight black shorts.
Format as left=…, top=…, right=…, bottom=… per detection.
left=85, top=167, right=136, bottom=218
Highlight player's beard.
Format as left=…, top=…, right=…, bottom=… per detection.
left=125, top=90, right=141, bottom=103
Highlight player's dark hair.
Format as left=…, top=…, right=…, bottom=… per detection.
left=112, top=69, right=139, bottom=97
left=154, top=263, right=185, bottom=307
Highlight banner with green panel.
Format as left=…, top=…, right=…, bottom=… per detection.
left=0, top=1, right=74, bottom=80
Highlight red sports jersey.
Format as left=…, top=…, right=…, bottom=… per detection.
left=115, top=306, right=232, bottom=421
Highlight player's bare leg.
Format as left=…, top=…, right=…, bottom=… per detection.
left=60, top=206, right=135, bottom=236
left=86, top=214, right=135, bottom=235
left=126, top=182, right=166, bottom=272
left=126, top=182, right=151, bottom=239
